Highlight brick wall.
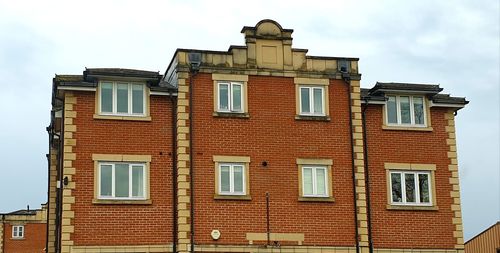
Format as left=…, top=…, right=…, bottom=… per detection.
left=190, top=73, right=356, bottom=246
left=70, top=91, right=175, bottom=245
left=3, top=223, right=46, bottom=253
left=364, top=105, right=456, bottom=248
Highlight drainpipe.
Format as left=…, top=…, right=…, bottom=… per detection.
left=54, top=95, right=64, bottom=253
left=188, top=64, right=200, bottom=253
left=45, top=150, right=50, bottom=253
left=170, top=93, right=178, bottom=253
left=342, top=73, right=360, bottom=253
left=362, top=99, right=374, bottom=253
left=45, top=108, right=56, bottom=253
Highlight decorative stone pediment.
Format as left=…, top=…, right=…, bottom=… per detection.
left=175, top=19, right=359, bottom=77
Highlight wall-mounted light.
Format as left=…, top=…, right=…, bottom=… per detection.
left=262, top=161, right=268, bottom=167
left=63, top=176, right=69, bottom=186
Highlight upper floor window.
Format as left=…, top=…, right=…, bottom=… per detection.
left=390, top=171, right=432, bottom=206
left=386, top=95, right=426, bottom=126
left=299, top=86, right=325, bottom=116
left=100, top=82, right=145, bottom=116
left=218, top=82, right=243, bottom=113
left=12, top=225, right=24, bottom=238
left=218, top=163, right=246, bottom=195
left=213, top=155, right=251, bottom=200
left=98, top=162, right=146, bottom=200
left=302, top=166, right=328, bottom=197
left=296, top=158, right=334, bottom=202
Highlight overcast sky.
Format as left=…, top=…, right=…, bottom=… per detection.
left=0, top=0, right=498, bottom=241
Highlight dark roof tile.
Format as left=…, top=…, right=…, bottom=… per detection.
left=370, top=82, right=443, bottom=95
left=84, top=68, right=160, bottom=78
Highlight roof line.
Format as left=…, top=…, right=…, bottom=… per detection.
left=465, top=221, right=500, bottom=244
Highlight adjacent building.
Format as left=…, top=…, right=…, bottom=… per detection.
left=0, top=205, right=47, bottom=253
left=465, top=222, right=500, bottom=253
left=46, top=19, right=469, bottom=253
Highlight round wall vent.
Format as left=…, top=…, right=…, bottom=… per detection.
left=211, top=230, right=221, bottom=240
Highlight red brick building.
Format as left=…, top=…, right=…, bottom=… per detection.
left=1, top=205, right=47, bottom=253
left=46, top=19, right=468, bottom=253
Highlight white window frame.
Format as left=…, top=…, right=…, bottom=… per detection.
left=385, top=95, right=427, bottom=127
left=218, top=163, right=246, bottom=196
left=99, top=82, right=146, bottom=116
left=217, top=82, right=244, bottom=113
left=389, top=170, right=432, bottom=206
left=12, top=225, right=24, bottom=238
left=299, top=86, right=325, bottom=116
left=302, top=166, right=329, bottom=197
left=98, top=162, right=146, bottom=200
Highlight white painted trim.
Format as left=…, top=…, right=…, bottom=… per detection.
left=98, top=162, right=147, bottom=200
left=429, top=101, right=465, bottom=108
left=218, top=163, right=246, bottom=196
left=99, top=81, right=146, bottom=117
left=361, top=100, right=386, bottom=105
left=302, top=166, right=329, bottom=198
left=385, top=95, right=427, bottom=127
left=217, top=82, right=244, bottom=113
left=299, top=86, right=326, bottom=116
left=389, top=170, right=432, bottom=206
left=12, top=225, right=24, bottom=238
left=57, top=86, right=96, bottom=92
left=150, top=91, right=177, bottom=96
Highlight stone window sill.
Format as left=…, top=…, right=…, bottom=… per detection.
left=295, top=115, right=331, bottom=121
left=382, top=125, right=433, bottom=132
left=214, top=195, right=252, bottom=201
left=386, top=204, right=438, bottom=211
left=298, top=196, right=335, bottom=202
left=92, top=199, right=152, bottom=205
left=213, top=112, right=250, bottom=119
left=93, top=114, right=152, bottom=121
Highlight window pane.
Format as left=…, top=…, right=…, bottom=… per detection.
left=303, top=168, right=313, bottom=195
left=413, top=97, right=424, bottom=125
left=115, top=164, right=129, bottom=197
left=313, top=88, right=323, bottom=114
left=132, top=165, right=144, bottom=197
left=316, top=168, right=326, bottom=196
left=232, top=84, right=242, bottom=111
left=233, top=165, right=244, bottom=193
left=387, top=96, right=398, bottom=124
left=100, top=165, right=113, bottom=197
left=391, top=173, right=402, bottom=203
left=300, top=88, right=310, bottom=113
left=405, top=173, right=416, bottom=203
left=13, top=226, right=17, bottom=234
left=220, top=165, right=230, bottom=192
left=419, top=174, right=430, bottom=203
left=117, top=83, right=129, bottom=113
left=101, top=83, right=113, bottom=113
left=132, top=84, right=144, bottom=114
left=400, top=96, right=411, bottom=124
left=19, top=228, right=23, bottom=237
left=219, top=84, right=229, bottom=110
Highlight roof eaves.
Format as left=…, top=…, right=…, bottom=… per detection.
left=369, top=82, right=443, bottom=96
left=84, top=68, right=162, bottom=81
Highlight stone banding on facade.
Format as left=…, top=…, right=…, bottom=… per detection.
left=445, top=110, right=465, bottom=251
left=61, top=92, right=77, bottom=253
